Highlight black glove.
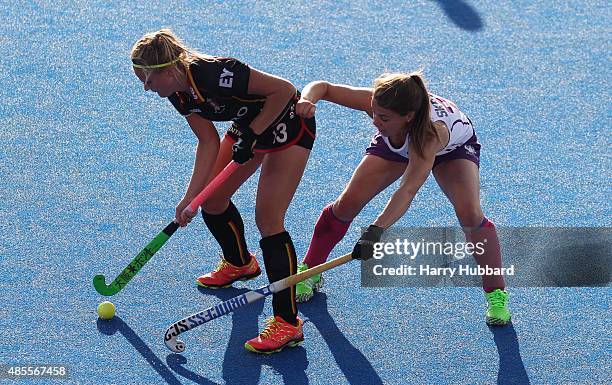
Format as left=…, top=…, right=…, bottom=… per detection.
left=352, top=225, right=384, bottom=260
left=232, top=125, right=258, bottom=164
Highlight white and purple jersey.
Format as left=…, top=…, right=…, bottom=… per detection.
left=380, top=93, right=475, bottom=158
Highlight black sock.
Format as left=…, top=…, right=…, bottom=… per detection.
left=260, top=231, right=298, bottom=325
left=202, top=201, right=250, bottom=266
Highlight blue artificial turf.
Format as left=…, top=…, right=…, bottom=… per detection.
left=0, top=1, right=610, bottom=383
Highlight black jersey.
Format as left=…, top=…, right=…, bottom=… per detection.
left=168, top=56, right=316, bottom=152
left=168, top=57, right=266, bottom=124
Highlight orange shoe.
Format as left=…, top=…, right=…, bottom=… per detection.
left=196, top=254, right=261, bottom=288
left=244, top=316, right=304, bottom=354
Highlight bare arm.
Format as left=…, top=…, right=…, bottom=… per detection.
left=174, top=113, right=220, bottom=226
left=297, top=81, right=374, bottom=118
left=351, top=136, right=441, bottom=259
left=182, top=114, right=220, bottom=201
left=245, top=68, right=296, bottom=135
left=372, top=136, right=442, bottom=229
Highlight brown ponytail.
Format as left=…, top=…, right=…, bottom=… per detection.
left=373, top=71, right=437, bottom=157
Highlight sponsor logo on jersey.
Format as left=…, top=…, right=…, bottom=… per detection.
left=228, top=124, right=241, bottom=137
left=219, top=68, right=234, bottom=88
left=289, top=104, right=295, bottom=120
left=189, top=87, right=199, bottom=101
left=204, top=98, right=226, bottom=114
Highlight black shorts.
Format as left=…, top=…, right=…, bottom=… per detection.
left=225, top=98, right=316, bottom=152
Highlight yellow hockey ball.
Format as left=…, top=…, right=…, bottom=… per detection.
left=97, top=301, right=116, bottom=320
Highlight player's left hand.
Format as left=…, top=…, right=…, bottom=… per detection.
left=296, top=97, right=316, bottom=118
left=232, top=125, right=258, bottom=164
left=352, top=224, right=384, bottom=260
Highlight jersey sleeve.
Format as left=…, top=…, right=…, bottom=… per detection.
left=191, top=57, right=251, bottom=99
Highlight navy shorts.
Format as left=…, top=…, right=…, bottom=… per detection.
left=225, top=94, right=316, bottom=153
left=365, top=132, right=481, bottom=168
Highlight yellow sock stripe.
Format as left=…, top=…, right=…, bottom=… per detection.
left=228, top=221, right=246, bottom=264
left=285, top=243, right=297, bottom=314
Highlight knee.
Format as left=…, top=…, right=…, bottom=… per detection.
left=332, top=195, right=364, bottom=222
left=454, top=204, right=484, bottom=228
left=201, top=198, right=230, bottom=215
left=255, top=211, right=285, bottom=237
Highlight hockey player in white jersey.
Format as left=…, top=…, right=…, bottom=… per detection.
left=294, top=71, right=511, bottom=326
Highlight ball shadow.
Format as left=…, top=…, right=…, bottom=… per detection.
left=97, top=316, right=192, bottom=385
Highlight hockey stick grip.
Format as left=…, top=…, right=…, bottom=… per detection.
left=185, top=161, right=240, bottom=214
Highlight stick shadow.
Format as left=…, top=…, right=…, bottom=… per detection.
left=97, top=316, right=219, bottom=385
left=300, top=293, right=384, bottom=385
left=488, top=323, right=530, bottom=385
left=432, top=0, right=484, bottom=31
left=166, top=354, right=221, bottom=385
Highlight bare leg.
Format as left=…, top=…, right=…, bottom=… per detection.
left=433, top=159, right=505, bottom=291
left=304, top=155, right=407, bottom=267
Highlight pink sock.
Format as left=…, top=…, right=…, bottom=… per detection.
left=464, top=217, right=506, bottom=292
left=303, top=204, right=351, bottom=267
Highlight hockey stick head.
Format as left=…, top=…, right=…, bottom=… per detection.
left=93, top=275, right=118, bottom=296
left=164, top=327, right=186, bottom=353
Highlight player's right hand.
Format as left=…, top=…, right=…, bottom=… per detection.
left=296, top=97, right=316, bottom=118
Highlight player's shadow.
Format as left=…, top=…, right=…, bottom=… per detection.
left=300, top=293, right=384, bottom=385
left=432, top=0, right=484, bottom=31
left=488, top=324, right=530, bottom=385
left=167, top=286, right=308, bottom=385
left=97, top=316, right=214, bottom=385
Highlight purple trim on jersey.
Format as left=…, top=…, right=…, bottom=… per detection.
left=434, top=134, right=480, bottom=168
left=364, top=134, right=407, bottom=163
left=364, top=132, right=481, bottom=168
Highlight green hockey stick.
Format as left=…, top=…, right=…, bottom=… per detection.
left=93, top=161, right=240, bottom=296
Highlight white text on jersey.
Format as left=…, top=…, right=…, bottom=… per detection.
left=219, top=68, right=234, bottom=88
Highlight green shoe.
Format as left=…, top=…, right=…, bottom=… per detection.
left=484, top=289, right=511, bottom=326
left=295, top=263, right=324, bottom=303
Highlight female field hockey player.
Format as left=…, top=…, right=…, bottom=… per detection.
left=294, top=71, right=511, bottom=326
left=131, top=29, right=316, bottom=353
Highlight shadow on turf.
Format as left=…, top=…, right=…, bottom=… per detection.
left=488, top=324, right=531, bottom=385
left=167, top=287, right=383, bottom=384
left=167, top=354, right=221, bottom=385
left=300, top=293, right=384, bottom=385
left=432, top=0, right=484, bottom=31
left=97, top=316, right=220, bottom=385
left=171, top=286, right=308, bottom=385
